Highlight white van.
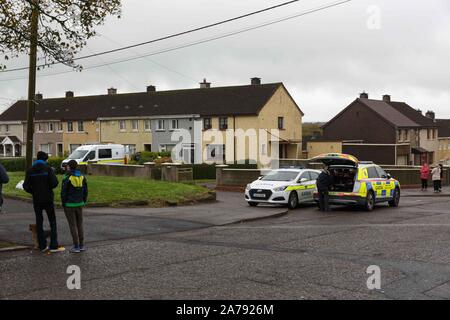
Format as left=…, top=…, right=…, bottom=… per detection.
left=62, top=144, right=125, bottom=168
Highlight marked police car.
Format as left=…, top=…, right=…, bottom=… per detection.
left=312, top=153, right=401, bottom=211
left=245, top=168, right=321, bottom=209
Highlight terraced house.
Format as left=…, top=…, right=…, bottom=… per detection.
left=0, top=78, right=303, bottom=165
left=322, top=93, right=439, bottom=165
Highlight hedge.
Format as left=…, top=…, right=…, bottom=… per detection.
left=0, top=157, right=65, bottom=173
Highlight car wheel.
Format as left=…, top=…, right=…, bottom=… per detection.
left=288, top=192, right=299, bottom=209
left=248, top=202, right=258, bottom=207
left=388, top=188, right=400, bottom=207
left=364, top=191, right=375, bottom=211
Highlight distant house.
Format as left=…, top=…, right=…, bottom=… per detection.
left=0, top=78, right=304, bottom=165
left=322, top=93, right=439, bottom=165
left=436, top=119, right=450, bottom=164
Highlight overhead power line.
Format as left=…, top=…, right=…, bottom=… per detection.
left=0, top=0, right=352, bottom=82
left=0, top=0, right=301, bottom=73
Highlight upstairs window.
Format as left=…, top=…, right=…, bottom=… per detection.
left=131, top=120, right=139, bottom=131
left=156, top=119, right=165, bottom=131
left=67, top=122, right=73, bottom=132
left=144, top=120, right=151, bottom=131
left=278, top=117, right=284, bottom=130
left=203, top=117, right=212, bottom=130
left=219, top=117, right=228, bottom=130
left=77, top=121, right=84, bottom=132
left=119, top=120, right=126, bottom=131
left=170, top=119, right=179, bottom=130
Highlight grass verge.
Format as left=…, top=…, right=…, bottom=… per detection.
left=4, top=172, right=215, bottom=207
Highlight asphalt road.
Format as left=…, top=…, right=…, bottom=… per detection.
left=1, top=193, right=450, bottom=300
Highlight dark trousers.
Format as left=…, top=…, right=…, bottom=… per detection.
left=34, top=203, right=58, bottom=250
left=318, top=190, right=330, bottom=211
left=64, top=207, right=84, bottom=247
left=433, top=180, right=440, bottom=192
left=421, top=179, right=428, bottom=190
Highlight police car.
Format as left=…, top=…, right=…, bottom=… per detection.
left=245, top=168, right=321, bottom=209
left=312, top=153, right=401, bottom=211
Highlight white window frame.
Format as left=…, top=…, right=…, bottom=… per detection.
left=48, top=122, right=54, bottom=133
left=57, top=122, right=63, bottom=132
left=156, top=119, right=165, bottom=131
left=67, top=121, right=74, bottom=133
left=170, top=119, right=179, bottom=131
left=144, top=120, right=151, bottom=131
left=119, top=120, right=126, bottom=131
left=131, top=120, right=139, bottom=131
left=77, top=121, right=84, bottom=132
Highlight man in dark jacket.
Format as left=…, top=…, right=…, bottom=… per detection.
left=0, top=163, right=9, bottom=214
left=316, top=165, right=333, bottom=212
left=23, top=151, right=62, bottom=252
left=61, top=160, right=88, bottom=253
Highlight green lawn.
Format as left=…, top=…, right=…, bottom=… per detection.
left=4, top=172, right=215, bottom=207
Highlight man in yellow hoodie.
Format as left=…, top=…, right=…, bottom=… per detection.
left=61, top=160, right=88, bottom=253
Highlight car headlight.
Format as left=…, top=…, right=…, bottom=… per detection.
left=273, top=186, right=288, bottom=192
left=246, top=184, right=251, bottom=191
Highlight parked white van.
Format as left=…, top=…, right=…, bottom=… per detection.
left=62, top=144, right=125, bottom=168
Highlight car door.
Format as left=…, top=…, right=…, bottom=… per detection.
left=375, top=166, right=393, bottom=199
left=296, top=171, right=314, bottom=203
left=367, top=166, right=385, bottom=199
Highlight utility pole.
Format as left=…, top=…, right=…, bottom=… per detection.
left=25, top=0, right=39, bottom=169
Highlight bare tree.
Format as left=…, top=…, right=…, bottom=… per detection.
left=0, top=0, right=121, bottom=168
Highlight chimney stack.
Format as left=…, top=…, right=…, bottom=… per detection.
left=65, top=91, right=74, bottom=98
left=146, top=85, right=156, bottom=92
left=107, top=87, right=117, bottom=95
left=199, top=78, right=211, bottom=89
left=251, top=77, right=261, bottom=85
left=35, top=93, right=43, bottom=100
left=382, top=94, right=391, bottom=102
left=425, top=110, right=435, bottom=120
left=359, top=92, right=368, bottom=99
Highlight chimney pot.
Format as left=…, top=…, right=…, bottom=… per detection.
left=35, top=93, right=43, bottom=100
left=382, top=94, right=391, bottom=102
left=146, top=85, right=156, bottom=92
left=251, top=77, right=261, bottom=85
left=359, top=92, right=368, bottom=99
left=107, top=87, right=117, bottom=95
left=425, top=110, right=435, bottom=120
left=65, top=91, right=74, bottom=98
left=199, top=78, right=211, bottom=89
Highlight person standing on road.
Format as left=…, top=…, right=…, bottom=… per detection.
left=0, top=162, right=9, bottom=214
left=420, top=163, right=430, bottom=191
left=316, top=165, right=333, bottom=212
left=61, top=160, right=88, bottom=253
left=439, top=163, right=444, bottom=192
left=431, top=165, right=441, bottom=193
left=23, top=151, right=64, bottom=253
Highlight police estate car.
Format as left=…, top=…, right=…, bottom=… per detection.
left=312, top=153, right=401, bottom=211
left=245, top=168, right=321, bottom=209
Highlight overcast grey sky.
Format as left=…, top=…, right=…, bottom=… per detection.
left=0, top=0, right=449, bottom=121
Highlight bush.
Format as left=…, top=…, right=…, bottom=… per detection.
left=131, top=151, right=172, bottom=165
left=0, top=157, right=65, bottom=173
left=0, top=158, right=26, bottom=172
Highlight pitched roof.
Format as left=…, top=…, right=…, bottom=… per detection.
left=0, top=83, right=286, bottom=121
left=359, top=98, right=420, bottom=128
left=436, top=119, right=450, bottom=137
left=386, top=101, right=436, bottom=127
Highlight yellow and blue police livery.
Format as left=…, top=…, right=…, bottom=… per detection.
left=245, top=168, right=321, bottom=209
left=312, top=153, right=401, bottom=211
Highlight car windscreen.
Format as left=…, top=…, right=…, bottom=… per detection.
left=261, top=171, right=298, bottom=182
left=68, top=150, right=88, bottom=160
